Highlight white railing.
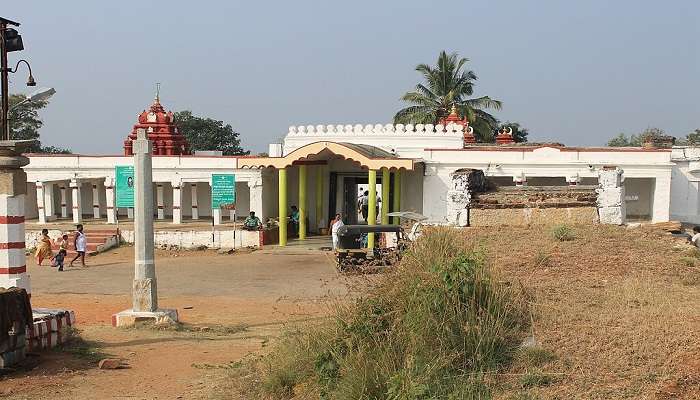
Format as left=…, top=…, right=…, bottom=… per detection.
left=287, top=123, right=465, bottom=136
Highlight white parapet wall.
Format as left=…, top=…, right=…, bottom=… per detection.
left=120, top=229, right=262, bottom=249
left=283, top=123, right=464, bottom=158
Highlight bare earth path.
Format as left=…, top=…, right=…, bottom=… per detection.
left=1, top=247, right=349, bottom=400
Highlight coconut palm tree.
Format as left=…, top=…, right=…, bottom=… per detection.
left=394, top=51, right=502, bottom=142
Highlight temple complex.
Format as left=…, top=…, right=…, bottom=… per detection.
left=18, top=103, right=700, bottom=247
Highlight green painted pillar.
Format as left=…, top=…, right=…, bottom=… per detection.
left=381, top=167, right=390, bottom=225
left=278, top=168, right=287, bottom=246
left=315, top=165, right=323, bottom=233
left=367, top=169, right=377, bottom=248
left=392, top=170, right=401, bottom=224
left=298, top=164, right=307, bottom=240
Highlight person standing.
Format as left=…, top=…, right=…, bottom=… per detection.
left=34, top=228, right=53, bottom=266
left=331, top=213, right=344, bottom=250
left=70, top=224, right=87, bottom=267
left=289, top=205, right=300, bottom=236
left=359, top=191, right=369, bottom=222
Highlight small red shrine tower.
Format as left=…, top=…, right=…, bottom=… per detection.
left=123, top=92, right=190, bottom=156
left=438, top=105, right=475, bottom=146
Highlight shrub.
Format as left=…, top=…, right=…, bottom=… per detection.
left=533, top=250, right=552, bottom=268
left=255, top=228, right=528, bottom=399
left=679, top=256, right=696, bottom=268
left=551, top=225, right=575, bottom=242
left=517, top=346, right=557, bottom=368
left=519, top=370, right=554, bottom=388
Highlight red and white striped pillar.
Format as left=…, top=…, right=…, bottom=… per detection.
left=156, top=184, right=165, bottom=220
left=104, top=177, right=116, bottom=224
left=59, top=185, right=68, bottom=218
left=70, top=178, right=82, bottom=224
left=0, top=145, right=31, bottom=293
left=35, top=181, right=46, bottom=224
left=190, top=183, right=199, bottom=220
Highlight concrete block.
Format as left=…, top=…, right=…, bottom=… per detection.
left=596, top=188, right=624, bottom=207
left=112, top=308, right=178, bottom=327
left=598, top=169, right=623, bottom=188
left=598, top=206, right=625, bottom=225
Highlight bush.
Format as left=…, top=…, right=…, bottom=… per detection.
left=517, top=346, right=556, bottom=368
left=551, top=225, right=575, bottom=242
left=519, top=370, right=555, bottom=388
left=255, top=228, right=528, bottom=399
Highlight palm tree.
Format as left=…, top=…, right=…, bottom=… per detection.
left=394, top=51, right=502, bottom=142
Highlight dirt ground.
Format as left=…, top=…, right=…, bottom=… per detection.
left=3, top=225, right=700, bottom=400
left=1, top=246, right=351, bottom=400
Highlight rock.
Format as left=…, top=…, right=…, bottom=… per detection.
left=98, top=358, right=122, bottom=369
left=217, top=248, right=235, bottom=255
left=520, top=336, right=538, bottom=349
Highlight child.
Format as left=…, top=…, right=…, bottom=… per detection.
left=692, top=226, right=700, bottom=248
left=55, top=233, right=69, bottom=251
left=70, top=224, right=87, bottom=267
left=53, top=249, right=67, bottom=271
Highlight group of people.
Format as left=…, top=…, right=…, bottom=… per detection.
left=357, top=189, right=381, bottom=222
left=34, top=224, right=87, bottom=271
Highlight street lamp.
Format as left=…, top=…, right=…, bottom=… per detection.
left=9, top=87, right=56, bottom=112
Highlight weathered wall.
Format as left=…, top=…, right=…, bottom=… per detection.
left=470, top=207, right=598, bottom=226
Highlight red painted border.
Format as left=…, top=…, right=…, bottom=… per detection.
left=0, top=216, right=24, bottom=224
left=0, top=265, right=26, bottom=274
left=0, top=242, right=25, bottom=249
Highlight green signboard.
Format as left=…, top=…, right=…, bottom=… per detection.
left=211, top=174, right=236, bottom=209
left=115, top=166, right=135, bottom=208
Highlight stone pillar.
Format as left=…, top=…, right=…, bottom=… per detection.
left=127, top=207, right=134, bottom=219
left=298, top=164, right=307, bottom=240
left=69, top=178, right=82, bottom=224
left=212, top=208, right=222, bottom=225
left=156, top=184, right=165, bottom=220
left=367, top=169, right=377, bottom=248
left=381, top=168, right=390, bottom=224
left=113, top=129, right=177, bottom=327
left=60, top=186, right=68, bottom=218
left=0, top=142, right=32, bottom=293
left=597, top=167, right=626, bottom=225
left=652, top=174, right=672, bottom=223
left=446, top=169, right=485, bottom=227
left=172, top=180, right=182, bottom=224
left=43, top=183, right=54, bottom=221
left=92, top=183, right=101, bottom=219
left=229, top=209, right=236, bottom=222
left=248, top=178, right=263, bottom=222
left=104, top=177, right=116, bottom=224
left=35, top=182, right=46, bottom=224
left=190, top=183, right=199, bottom=220
left=278, top=168, right=287, bottom=246
left=392, top=170, right=401, bottom=224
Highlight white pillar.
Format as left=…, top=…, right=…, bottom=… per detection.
left=172, top=180, right=182, bottom=224
left=60, top=185, right=68, bottom=218
left=92, top=183, right=101, bottom=219
left=44, top=182, right=55, bottom=221
left=35, top=181, right=46, bottom=224
left=156, top=184, right=165, bottom=220
left=105, top=177, right=116, bottom=224
left=127, top=208, right=134, bottom=219
left=190, top=183, right=199, bottom=220
left=212, top=209, right=222, bottom=225
left=70, top=178, right=82, bottom=224
left=652, top=173, right=672, bottom=223
left=229, top=209, right=236, bottom=222
left=248, top=178, right=263, bottom=221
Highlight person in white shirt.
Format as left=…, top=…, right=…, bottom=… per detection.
left=330, top=213, right=344, bottom=250
left=70, top=224, right=87, bottom=267
left=691, top=226, right=700, bottom=247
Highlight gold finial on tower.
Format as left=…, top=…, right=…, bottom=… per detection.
left=450, top=104, right=458, bottom=115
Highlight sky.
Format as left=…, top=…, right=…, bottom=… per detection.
left=5, top=0, right=699, bottom=154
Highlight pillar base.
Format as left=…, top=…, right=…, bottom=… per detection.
left=111, top=308, right=178, bottom=327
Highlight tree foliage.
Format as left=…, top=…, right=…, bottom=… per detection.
left=173, top=111, right=248, bottom=156
left=394, top=51, right=502, bottom=142
left=8, top=94, right=71, bottom=153
left=679, top=129, right=700, bottom=145
left=607, top=127, right=670, bottom=147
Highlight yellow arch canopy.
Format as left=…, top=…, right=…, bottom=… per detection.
left=238, top=141, right=414, bottom=171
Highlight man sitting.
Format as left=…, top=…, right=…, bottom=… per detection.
left=243, top=211, right=262, bottom=231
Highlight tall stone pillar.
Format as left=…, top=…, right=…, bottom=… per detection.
left=70, top=178, right=82, bottom=224
left=44, top=182, right=54, bottom=221
left=156, top=184, right=165, bottom=220
left=172, top=180, right=182, bottom=224
left=60, top=185, right=68, bottom=218
left=92, top=183, right=101, bottom=219
left=104, top=177, right=116, bottom=224
left=112, top=129, right=177, bottom=327
left=0, top=141, right=32, bottom=293
left=597, top=167, right=626, bottom=225
left=190, top=183, right=199, bottom=220
left=446, top=169, right=485, bottom=227
left=35, top=182, right=46, bottom=224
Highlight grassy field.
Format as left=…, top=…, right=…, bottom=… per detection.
left=215, top=224, right=700, bottom=400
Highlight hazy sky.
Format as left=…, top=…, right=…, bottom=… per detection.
left=6, top=1, right=699, bottom=154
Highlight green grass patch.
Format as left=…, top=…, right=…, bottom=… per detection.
left=517, top=346, right=557, bottom=368
left=551, top=225, right=575, bottom=242
left=253, top=227, right=529, bottom=399
left=519, top=370, right=555, bottom=388
left=55, top=327, right=110, bottom=362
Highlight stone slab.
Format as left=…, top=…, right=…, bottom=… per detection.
left=598, top=206, right=625, bottom=225
left=111, top=308, right=178, bottom=327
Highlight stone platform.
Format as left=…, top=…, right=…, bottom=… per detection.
left=111, top=309, right=178, bottom=327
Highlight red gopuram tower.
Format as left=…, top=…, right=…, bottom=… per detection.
left=123, top=95, right=190, bottom=156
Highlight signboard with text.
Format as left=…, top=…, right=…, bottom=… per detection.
left=115, top=166, right=135, bottom=208
left=211, top=174, right=236, bottom=209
